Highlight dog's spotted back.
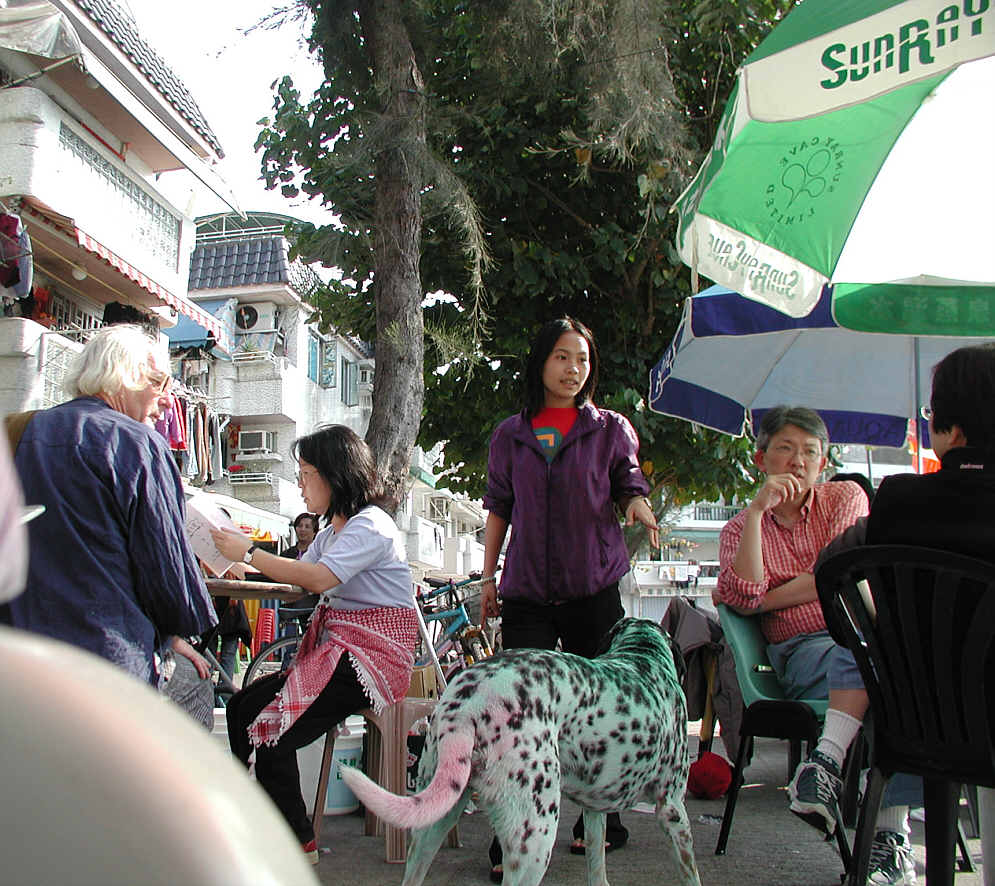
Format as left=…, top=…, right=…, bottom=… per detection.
left=342, top=617, right=701, bottom=886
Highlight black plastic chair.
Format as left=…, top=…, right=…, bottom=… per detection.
left=816, top=544, right=995, bottom=885
left=714, top=605, right=852, bottom=870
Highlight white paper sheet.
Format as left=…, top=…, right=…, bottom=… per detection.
left=185, top=492, right=242, bottom=577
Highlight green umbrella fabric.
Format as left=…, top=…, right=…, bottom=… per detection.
left=674, top=0, right=995, bottom=336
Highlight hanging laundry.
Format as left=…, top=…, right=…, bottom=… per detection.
left=0, top=215, right=32, bottom=299
left=153, top=394, right=186, bottom=449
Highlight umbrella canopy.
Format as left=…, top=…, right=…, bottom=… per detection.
left=673, top=0, right=995, bottom=335
left=648, top=284, right=992, bottom=447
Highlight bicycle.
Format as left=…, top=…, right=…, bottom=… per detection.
left=242, top=604, right=316, bottom=686
left=415, top=573, right=494, bottom=685
left=241, top=575, right=495, bottom=690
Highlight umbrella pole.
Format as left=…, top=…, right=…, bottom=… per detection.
left=865, top=446, right=873, bottom=483
left=914, top=338, right=923, bottom=475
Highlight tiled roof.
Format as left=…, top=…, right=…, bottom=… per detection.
left=189, top=237, right=320, bottom=298
left=72, top=0, right=224, bottom=158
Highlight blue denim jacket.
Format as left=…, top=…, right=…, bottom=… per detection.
left=10, top=397, right=216, bottom=684
left=483, top=402, right=648, bottom=604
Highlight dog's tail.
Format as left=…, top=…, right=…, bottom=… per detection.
left=339, top=726, right=473, bottom=829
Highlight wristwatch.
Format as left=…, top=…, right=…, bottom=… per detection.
left=243, top=545, right=258, bottom=564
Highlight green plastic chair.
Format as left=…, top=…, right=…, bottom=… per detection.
left=715, top=604, right=849, bottom=868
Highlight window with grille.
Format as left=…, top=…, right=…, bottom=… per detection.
left=319, top=339, right=337, bottom=387
left=340, top=358, right=358, bottom=406
left=48, top=291, right=103, bottom=339
left=307, top=333, right=319, bottom=382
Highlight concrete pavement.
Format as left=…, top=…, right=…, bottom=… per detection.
left=309, top=730, right=985, bottom=885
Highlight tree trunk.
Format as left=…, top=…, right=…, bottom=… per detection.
left=357, top=0, right=426, bottom=511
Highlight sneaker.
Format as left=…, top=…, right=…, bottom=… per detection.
left=867, top=829, right=916, bottom=885
left=787, top=749, right=843, bottom=835
left=301, top=839, right=319, bottom=865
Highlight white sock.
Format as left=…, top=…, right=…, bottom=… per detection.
left=876, top=805, right=911, bottom=840
left=815, top=710, right=863, bottom=770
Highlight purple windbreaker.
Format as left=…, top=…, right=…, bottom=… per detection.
left=483, top=402, right=649, bottom=604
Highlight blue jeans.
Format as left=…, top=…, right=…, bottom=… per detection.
left=768, top=632, right=921, bottom=809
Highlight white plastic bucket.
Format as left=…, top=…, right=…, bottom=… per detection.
left=298, top=715, right=365, bottom=815
left=212, top=707, right=230, bottom=752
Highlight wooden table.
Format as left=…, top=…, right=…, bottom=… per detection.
left=204, top=579, right=306, bottom=602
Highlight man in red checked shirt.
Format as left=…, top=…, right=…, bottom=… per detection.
left=716, top=404, right=869, bottom=721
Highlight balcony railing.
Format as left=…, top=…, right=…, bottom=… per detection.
left=58, top=123, right=180, bottom=268
left=692, top=504, right=740, bottom=522
left=229, top=471, right=274, bottom=486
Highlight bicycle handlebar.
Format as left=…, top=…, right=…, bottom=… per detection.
left=417, top=572, right=488, bottom=602
left=422, top=571, right=483, bottom=590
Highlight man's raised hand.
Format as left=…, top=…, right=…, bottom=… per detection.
left=749, top=473, right=805, bottom=513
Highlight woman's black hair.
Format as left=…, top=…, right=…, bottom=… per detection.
left=523, top=316, right=599, bottom=418
left=291, top=425, right=394, bottom=520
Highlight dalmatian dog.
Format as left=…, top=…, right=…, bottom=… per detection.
left=341, top=617, right=701, bottom=886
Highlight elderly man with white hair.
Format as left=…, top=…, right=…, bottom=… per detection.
left=4, top=324, right=217, bottom=723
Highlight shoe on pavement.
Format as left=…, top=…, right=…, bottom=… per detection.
left=787, top=749, right=843, bottom=835
left=867, top=829, right=916, bottom=885
left=302, top=838, right=319, bottom=865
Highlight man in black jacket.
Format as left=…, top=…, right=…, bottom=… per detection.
left=789, top=343, right=995, bottom=885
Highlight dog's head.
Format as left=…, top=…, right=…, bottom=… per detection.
left=599, top=618, right=685, bottom=684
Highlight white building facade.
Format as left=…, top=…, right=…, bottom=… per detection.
left=177, top=212, right=485, bottom=575
left=0, top=0, right=234, bottom=414
left=0, top=2, right=485, bottom=576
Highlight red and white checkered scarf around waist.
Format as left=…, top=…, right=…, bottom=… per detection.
left=248, top=604, right=418, bottom=748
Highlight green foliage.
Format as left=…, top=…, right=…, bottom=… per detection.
left=255, top=0, right=794, bottom=505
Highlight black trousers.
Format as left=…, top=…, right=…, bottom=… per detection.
left=499, top=582, right=629, bottom=847
left=500, top=581, right=624, bottom=657
left=226, top=655, right=368, bottom=842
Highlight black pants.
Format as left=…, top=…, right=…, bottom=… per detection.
left=500, top=581, right=624, bottom=657
left=226, top=655, right=368, bottom=843
left=497, top=583, right=629, bottom=852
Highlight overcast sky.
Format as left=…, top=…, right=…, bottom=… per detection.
left=122, top=0, right=329, bottom=227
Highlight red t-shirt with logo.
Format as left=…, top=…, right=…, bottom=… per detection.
left=532, top=407, right=578, bottom=462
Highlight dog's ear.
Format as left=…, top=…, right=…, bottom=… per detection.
left=596, top=617, right=628, bottom=656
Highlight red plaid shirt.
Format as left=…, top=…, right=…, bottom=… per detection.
left=718, top=481, right=869, bottom=643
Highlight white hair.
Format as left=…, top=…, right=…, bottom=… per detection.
left=65, top=324, right=162, bottom=399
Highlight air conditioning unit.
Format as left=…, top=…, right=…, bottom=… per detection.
left=234, top=301, right=279, bottom=333
left=238, top=430, right=277, bottom=454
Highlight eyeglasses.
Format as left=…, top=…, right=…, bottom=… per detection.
left=920, top=405, right=934, bottom=421
left=296, top=467, right=319, bottom=485
left=146, top=370, right=171, bottom=393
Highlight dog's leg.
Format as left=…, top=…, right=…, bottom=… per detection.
left=494, top=821, right=556, bottom=886
left=491, top=765, right=560, bottom=886
left=401, top=787, right=471, bottom=886
left=654, top=796, right=702, bottom=886
left=581, top=809, right=610, bottom=886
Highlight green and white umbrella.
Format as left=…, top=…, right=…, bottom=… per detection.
left=674, top=0, right=995, bottom=336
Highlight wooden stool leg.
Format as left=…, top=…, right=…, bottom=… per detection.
left=383, top=703, right=408, bottom=863
left=364, top=718, right=384, bottom=837
left=697, top=652, right=718, bottom=758
left=311, top=729, right=337, bottom=842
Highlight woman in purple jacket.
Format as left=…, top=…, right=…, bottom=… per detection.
left=480, top=316, right=659, bottom=881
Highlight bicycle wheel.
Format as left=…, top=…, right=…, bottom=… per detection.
left=243, top=635, right=301, bottom=686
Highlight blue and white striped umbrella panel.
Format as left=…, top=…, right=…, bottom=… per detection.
left=649, top=285, right=992, bottom=447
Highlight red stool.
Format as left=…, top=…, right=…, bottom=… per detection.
left=251, top=608, right=276, bottom=657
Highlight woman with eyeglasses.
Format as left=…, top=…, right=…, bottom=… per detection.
left=211, top=424, right=417, bottom=865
